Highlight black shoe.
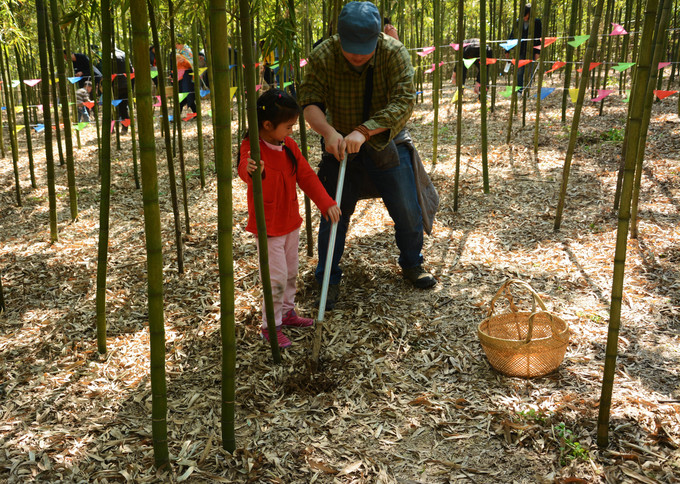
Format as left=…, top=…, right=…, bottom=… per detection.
left=316, top=283, right=340, bottom=311
left=403, top=265, right=436, bottom=289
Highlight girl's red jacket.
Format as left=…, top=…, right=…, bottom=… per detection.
left=238, top=136, right=337, bottom=237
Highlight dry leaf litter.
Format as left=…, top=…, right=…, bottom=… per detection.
left=0, top=79, right=679, bottom=483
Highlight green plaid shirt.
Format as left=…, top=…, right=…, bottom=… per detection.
left=298, top=33, right=415, bottom=151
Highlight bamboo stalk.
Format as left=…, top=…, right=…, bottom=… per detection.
left=0, top=44, right=22, bottom=207
left=630, top=0, right=672, bottom=239
left=96, top=0, right=115, bottom=356
left=148, top=0, right=185, bottom=274
left=453, top=0, right=463, bottom=211
left=238, top=0, right=281, bottom=363
left=36, top=0, right=58, bottom=243
left=130, top=0, right=170, bottom=467
left=15, top=48, right=37, bottom=188
left=480, top=0, right=490, bottom=193
left=553, top=0, right=607, bottom=231
left=192, top=20, right=206, bottom=189
left=534, top=0, right=552, bottom=155
left=597, top=0, right=660, bottom=448
left=121, top=12, right=140, bottom=190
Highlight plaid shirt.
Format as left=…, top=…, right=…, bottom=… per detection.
left=298, top=33, right=415, bottom=151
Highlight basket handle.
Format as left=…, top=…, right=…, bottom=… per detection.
left=486, top=279, right=549, bottom=320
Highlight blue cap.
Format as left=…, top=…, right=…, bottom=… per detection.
left=338, top=2, right=381, bottom=55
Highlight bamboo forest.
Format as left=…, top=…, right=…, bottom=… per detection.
left=1, top=0, right=679, bottom=481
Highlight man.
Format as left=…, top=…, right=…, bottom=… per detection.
left=299, top=1, right=436, bottom=310
left=507, top=3, right=542, bottom=90
left=112, top=48, right=133, bottom=133
left=451, top=39, right=494, bottom=97
left=66, top=51, right=102, bottom=89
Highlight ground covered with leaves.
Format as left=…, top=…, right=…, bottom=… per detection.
left=1, top=80, right=679, bottom=483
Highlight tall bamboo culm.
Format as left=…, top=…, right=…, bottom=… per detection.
left=0, top=46, right=22, bottom=207
left=131, top=0, right=170, bottom=468
left=431, top=0, right=441, bottom=166
left=553, top=0, right=607, bottom=231
left=597, top=0, right=660, bottom=448
left=533, top=0, right=552, bottom=155
left=480, top=0, right=490, bottom=193
left=192, top=20, right=206, bottom=189
left=208, top=0, right=237, bottom=452
left=561, top=0, right=580, bottom=124
left=36, top=0, right=58, bottom=243
left=630, top=0, right=672, bottom=239
left=148, top=0, right=185, bottom=274
left=16, top=49, right=37, bottom=188
left=96, top=0, right=115, bottom=355
left=238, top=0, right=281, bottom=363
left=453, top=0, right=464, bottom=211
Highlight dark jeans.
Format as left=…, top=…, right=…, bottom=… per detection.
left=315, top=142, right=424, bottom=285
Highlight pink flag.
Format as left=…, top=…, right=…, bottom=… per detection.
left=658, top=62, right=671, bottom=70
left=591, top=89, right=614, bottom=102
left=449, top=42, right=460, bottom=51
left=153, top=96, right=161, bottom=107
left=439, top=61, right=445, bottom=67
left=300, top=59, right=307, bottom=67
left=255, top=84, right=262, bottom=91
left=610, top=23, right=627, bottom=35
left=110, top=120, right=116, bottom=133
left=24, top=79, right=42, bottom=86
left=418, top=46, right=436, bottom=56
left=177, top=69, right=187, bottom=80
left=425, top=64, right=436, bottom=74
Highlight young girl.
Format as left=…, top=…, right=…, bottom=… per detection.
left=238, top=89, right=341, bottom=348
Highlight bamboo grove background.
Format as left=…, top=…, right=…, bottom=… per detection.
left=1, top=0, right=680, bottom=471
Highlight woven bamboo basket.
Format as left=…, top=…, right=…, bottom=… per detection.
left=478, top=279, right=570, bottom=378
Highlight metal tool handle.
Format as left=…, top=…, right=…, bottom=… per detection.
left=317, top=153, right=348, bottom=322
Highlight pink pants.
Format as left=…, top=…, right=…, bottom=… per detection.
left=256, top=228, right=300, bottom=329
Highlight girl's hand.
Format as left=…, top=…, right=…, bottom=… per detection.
left=246, top=156, right=260, bottom=175
left=325, top=204, right=342, bottom=224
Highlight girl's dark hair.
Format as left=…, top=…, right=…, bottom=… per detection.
left=256, top=88, right=300, bottom=129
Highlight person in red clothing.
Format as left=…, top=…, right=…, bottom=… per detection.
left=239, top=89, right=341, bottom=348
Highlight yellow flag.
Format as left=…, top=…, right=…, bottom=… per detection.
left=569, top=88, right=579, bottom=103
left=199, top=68, right=208, bottom=76
left=15, top=125, right=24, bottom=132
left=230, top=86, right=238, bottom=98
left=451, top=87, right=459, bottom=103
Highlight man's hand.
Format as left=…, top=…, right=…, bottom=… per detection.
left=345, top=130, right=367, bottom=154
left=324, top=130, right=345, bottom=161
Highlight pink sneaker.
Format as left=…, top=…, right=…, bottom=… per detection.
left=261, top=327, right=292, bottom=348
left=282, top=309, right=314, bottom=328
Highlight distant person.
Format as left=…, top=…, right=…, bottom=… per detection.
left=175, top=37, right=197, bottom=114
left=238, top=89, right=341, bottom=348
left=507, top=3, right=542, bottom=90
left=75, top=81, right=93, bottom=122
left=65, top=51, right=102, bottom=89
left=451, top=39, right=493, bottom=97
left=112, top=48, right=134, bottom=132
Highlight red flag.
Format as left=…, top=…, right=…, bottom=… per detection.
left=511, top=59, right=533, bottom=68
left=121, top=118, right=131, bottom=127
left=486, top=58, right=497, bottom=65
left=546, top=61, right=566, bottom=73
left=654, top=89, right=678, bottom=100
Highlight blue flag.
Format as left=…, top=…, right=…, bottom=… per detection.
left=200, top=89, right=210, bottom=98
left=539, top=87, right=555, bottom=100
left=111, top=99, right=123, bottom=106
left=500, top=39, right=518, bottom=51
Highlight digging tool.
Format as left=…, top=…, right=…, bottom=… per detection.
left=311, top=153, right=348, bottom=371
